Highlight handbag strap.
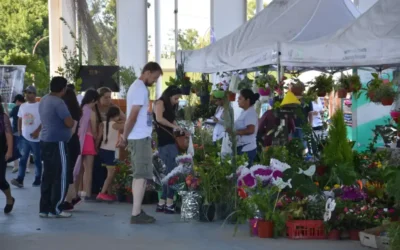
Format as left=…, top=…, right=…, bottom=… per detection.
left=155, top=122, right=176, bottom=138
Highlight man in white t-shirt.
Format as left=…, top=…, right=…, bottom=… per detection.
left=118, top=62, right=162, bottom=224
left=11, top=86, right=42, bottom=188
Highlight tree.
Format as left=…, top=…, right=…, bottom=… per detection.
left=0, top=0, right=49, bottom=91
left=247, top=0, right=268, bottom=20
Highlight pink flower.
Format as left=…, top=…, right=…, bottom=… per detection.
left=374, top=215, right=379, bottom=219
left=238, top=173, right=256, bottom=188
left=344, top=207, right=349, bottom=213
left=272, top=170, right=283, bottom=179
left=389, top=208, right=395, bottom=213
left=361, top=206, right=368, bottom=212
left=253, top=168, right=273, bottom=177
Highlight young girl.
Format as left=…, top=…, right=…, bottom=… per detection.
left=73, top=89, right=100, bottom=200
left=96, top=106, right=124, bottom=201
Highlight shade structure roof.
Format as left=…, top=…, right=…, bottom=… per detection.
left=280, top=0, right=400, bottom=68
left=177, top=0, right=360, bottom=73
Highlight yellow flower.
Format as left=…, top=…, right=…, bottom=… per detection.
left=377, top=162, right=382, bottom=168
left=324, top=186, right=330, bottom=190
left=334, top=184, right=340, bottom=189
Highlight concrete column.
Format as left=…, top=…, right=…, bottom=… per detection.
left=154, top=0, right=162, bottom=98
left=117, top=0, right=148, bottom=76
left=256, top=0, right=264, bottom=13
left=357, top=0, right=377, bottom=13
left=48, top=0, right=76, bottom=77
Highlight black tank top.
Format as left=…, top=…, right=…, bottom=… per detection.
left=154, top=102, right=175, bottom=147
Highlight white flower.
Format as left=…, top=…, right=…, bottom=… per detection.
left=272, top=177, right=292, bottom=190
left=270, top=159, right=291, bottom=172
left=298, top=165, right=316, bottom=177
left=324, top=198, right=337, bottom=222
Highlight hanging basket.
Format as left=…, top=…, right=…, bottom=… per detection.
left=381, top=98, right=394, bottom=106
left=367, top=91, right=375, bottom=101
left=337, top=89, right=347, bottom=98
left=228, top=92, right=236, bottom=102
left=390, top=111, right=400, bottom=123
left=317, top=91, right=327, bottom=97
left=349, top=82, right=361, bottom=92
left=258, top=87, right=271, bottom=96
left=291, top=86, right=304, bottom=96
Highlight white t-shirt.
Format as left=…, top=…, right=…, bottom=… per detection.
left=77, top=94, right=83, bottom=105
left=235, top=106, right=258, bottom=152
left=18, top=102, right=41, bottom=142
left=126, top=79, right=152, bottom=140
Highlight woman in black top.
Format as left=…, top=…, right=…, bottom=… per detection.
left=61, top=87, right=82, bottom=210
left=153, top=86, right=182, bottom=214
left=0, top=95, right=15, bottom=213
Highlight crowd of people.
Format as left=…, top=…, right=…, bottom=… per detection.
left=0, top=61, right=327, bottom=223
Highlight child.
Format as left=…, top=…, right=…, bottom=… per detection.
left=96, top=107, right=124, bottom=201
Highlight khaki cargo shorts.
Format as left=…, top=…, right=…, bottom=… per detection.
left=128, top=137, right=153, bottom=180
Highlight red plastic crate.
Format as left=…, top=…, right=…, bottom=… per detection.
left=286, top=220, right=325, bottom=239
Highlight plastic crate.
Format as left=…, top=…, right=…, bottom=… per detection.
left=286, top=220, right=325, bottom=239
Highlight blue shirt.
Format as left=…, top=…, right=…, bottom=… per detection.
left=39, top=94, right=72, bottom=142
left=9, top=105, right=20, bottom=134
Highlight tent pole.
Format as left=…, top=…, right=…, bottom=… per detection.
left=174, top=0, right=179, bottom=70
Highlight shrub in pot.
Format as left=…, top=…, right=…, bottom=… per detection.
left=310, top=74, right=334, bottom=97
left=256, top=73, right=277, bottom=96
left=366, top=73, right=383, bottom=102
left=374, top=83, right=396, bottom=106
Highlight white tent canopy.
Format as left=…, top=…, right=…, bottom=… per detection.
left=177, top=0, right=359, bottom=73
left=281, top=0, right=400, bottom=68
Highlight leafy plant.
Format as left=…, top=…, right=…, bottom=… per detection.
left=112, top=160, right=133, bottom=195
left=374, top=83, right=397, bottom=102
left=255, top=73, right=277, bottom=90
left=238, top=76, right=253, bottom=90
left=116, top=66, right=137, bottom=98
left=366, top=73, right=384, bottom=102
left=193, top=74, right=212, bottom=96
left=309, top=74, right=334, bottom=96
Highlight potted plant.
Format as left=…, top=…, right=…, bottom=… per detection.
left=290, top=78, right=305, bottom=96
left=255, top=74, right=277, bottom=96
left=348, top=75, right=362, bottom=92
left=113, top=160, right=133, bottom=202
left=366, top=73, right=383, bottom=102
left=374, top=83, right=397, bottom=106
left=193, top=74, right=213, bottom=105
left=310, top=74, right=334, bottom=97
left=336, top=75, right=350, bottom=98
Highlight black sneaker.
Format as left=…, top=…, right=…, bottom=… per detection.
left=130, top=211, right=156, bottom=224
left=164, top=204, right=175, bottom=214
left=71, top=197, right=81, bottom=206
left=4, top=197, right=15, bottom=214
left=156, top=204, right=165, bottom=213
left=11, top=179, right=23, bottom=188
left=62, top=202, right=74, bottom=211
left=32, top=179, right=41, bottom=187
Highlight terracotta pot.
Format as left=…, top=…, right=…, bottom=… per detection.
left=337, top=89, right=347, bottom=98
left=381, top=98, right=394, bottom=106
left=349, top=82, right=361, bottom=92
left=291, top=86, right=304, bottom=96
left=228, top=92, right=236, bottom=102
left=367, top=91, right=375, bottom=101
left=349, top=229, right=360, bottom=241
left=249, top=218, right=259, bottom=236
left=390, top=111, right=400, bottom=123
left=257, top=220, right=274, bottom=238
left=317, top=91, right=327, bottom=97
left=327, top=229, right=341, bottom=240
left=258, top=87, right=271, bottom=96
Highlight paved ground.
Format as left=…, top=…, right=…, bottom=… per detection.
left=0, top=165, right=367, bottom=250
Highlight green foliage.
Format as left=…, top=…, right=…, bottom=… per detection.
left=0, top=0, right=49, bottom=92
left=309, top=74, right=334, bottom=95
left=117, top=66, right=137, bottom=98
left=375, top=83, right=397, bottom=101
left=389, top=222, right=400, bottom=250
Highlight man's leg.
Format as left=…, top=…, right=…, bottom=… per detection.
left=129, top=138, right=155, bottom=224
left=50, top=142, right=70, bottom=217
left=12, top=137, right=30, bottom=187
left=31, top=141, right=42, bottom=186
left=39, top=142, right=53, bottom=217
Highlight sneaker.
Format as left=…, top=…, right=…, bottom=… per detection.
left=11, top=179, right=23, bottom=188
left=164, top=204, right=175, bottom=214
left=156, top=204, right=165, bottom=213
left=71, top=197, right=82, bottom=206
left=26, top=168, right=30, bottom=173
left=32, top=179, right=41, bottom=187
left=39, top=213, right=49, bottom=218
left=11, top=168, right=18, bottom=173
left=96, top=193, right=115, bottom=202
left=4, top=197, right=15, bottom=214
left=62, top=202, right=74, bottom=211
left=49, top=212, right=72, bottom=218
left=130, top=211, right=156, bottom=224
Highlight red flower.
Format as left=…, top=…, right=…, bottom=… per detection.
left=168, top=176, right=179, bottom=186
left=238, top=187, right=248, bottom=199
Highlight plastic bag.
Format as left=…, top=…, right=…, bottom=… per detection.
left=187, top=135, right=194, bottom=156
left=221, top=133, right=232, bottom=157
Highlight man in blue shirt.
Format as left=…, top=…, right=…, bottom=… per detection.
left=38, top=77, right=74, bottom=218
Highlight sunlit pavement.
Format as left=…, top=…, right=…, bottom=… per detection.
left=1, top=164, right=366, bottom=250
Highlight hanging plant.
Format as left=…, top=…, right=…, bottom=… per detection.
left=374, top=83, right=397, bottom=106
left=290, top=78, right=305, bottom=96
left=238, top=76, right=253, bottom=90
left=255, top=74, right=277, bottom=96
left=366, top=73, right=384, bottom=102
left=348, top=75, right=362, bottom=92
left=310, top=74, right=334, bottom=97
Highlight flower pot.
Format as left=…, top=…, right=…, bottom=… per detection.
left=317, top=91, right=327, bottom=97
left=337, top=89, right=347, bottom=98
left=390, top=111, right=400, bottom=123
left=257, top=220, right=274, bottom=238
left=228, top=92, right=236, bottom=102
left=291, top=86, right=304, bottom=96
left=200, top=94, right=210, bottom=105
left=327, top=229, right=341, bottom=240
left=349, top=82, right=361, bottom=92
left=199, top=203, right=216, bottom=222
left=381, top=98, right=394, bottom=106
left=181, top=85, right=192, bottom=95
left=117, top=193, right=126, bottom=202
left=258, top=87, right=271, bottom=96
left=349, top=229, right=360, bottom=241
left=213, top=90, right=225, bottom=99
left=249, top=218, right=259, bottom=236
